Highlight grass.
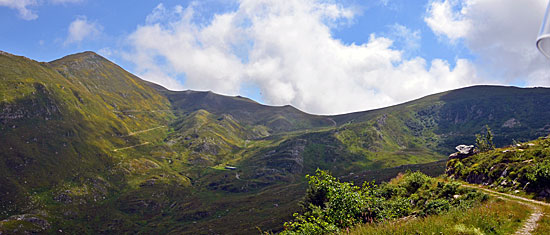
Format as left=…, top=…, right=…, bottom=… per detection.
left=447, top=136, right=550, bottom=199
left=347, top=197, right=529, bottom=235
left=533, top=205, right=550, bottom=235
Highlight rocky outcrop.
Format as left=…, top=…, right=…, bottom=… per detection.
left=0, top=83, right=61, bottom=125
left=446, top=145, right=479, bottom=179
left=0, top=213, right=50, bottom=234
left=448, top=145, right=478, bottom=159
left=235, top=138, right=309, bottom=185
left=502, top=118, right=521, bottom=128
left=262, top=139, right=307, bottom=175
left=465, top=173, right=491, bottom=185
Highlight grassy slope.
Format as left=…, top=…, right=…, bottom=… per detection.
left=447, top=136, right=550, bottom=199
left=348, top=197, right=529, bottom=235
left=0, top=51, right=130, bottom=217
left=4, top=50, right=550, bottom=234
left=333, top=85, right=550, bottom=152
left=0, top=51, right=189, bottom=233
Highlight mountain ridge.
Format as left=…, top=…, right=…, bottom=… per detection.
left=3, top=50, right=550, bottom=234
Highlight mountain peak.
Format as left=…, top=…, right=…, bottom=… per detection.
left=78, top=51, right=101, bottom=57
left=48, top=51, right=108, bottom=65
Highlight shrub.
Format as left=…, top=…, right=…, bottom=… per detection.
left=377, top=182, right=406, bottom=198
left=422, top=199, right=451, bottom=216
left=453, top=191, right=489, bottom=208
left=282, top=206, right=338, bottom=235
left=526, top=160, right=550, bottom=189
left=400, top=171, right=431, bottom=194
left=381, top=197, right=412, bottom=219
left=285, top=169, right=380, bottom=234
left=282, top=170, right=486, bottom=234
left=438, top=182, right=460, bottom=199
left=475, top=125, right=495, bottom=152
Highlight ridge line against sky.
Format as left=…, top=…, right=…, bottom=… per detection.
left=0, top=0, right=549, bottom=115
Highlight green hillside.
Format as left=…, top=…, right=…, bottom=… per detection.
left=447, top=136, right=550, bottom=199
left=2, top=50, right=550, bottom=234
left=164, top=89, right=336, bottom=133
left=334, top=85, right=550, bottom=151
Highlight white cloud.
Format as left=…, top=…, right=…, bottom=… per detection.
left=65, top=16, right=102, bottom=45
left=390, top=24, right=421, bottom=53
left=425, top=0, right=471, bottom=41
left=126, top=0, right=480, bottom=115
left=0, top=0, right=38, bottom=20
left=425, top=0, right=550, bottom=85
left=0, top=0, right=82, bottom=20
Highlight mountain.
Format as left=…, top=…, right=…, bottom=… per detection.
left=164, top=89, right=336, bottom=132
left=333, top=85, right=550, bottom=150
left=2, top=50, right=550, bottom=234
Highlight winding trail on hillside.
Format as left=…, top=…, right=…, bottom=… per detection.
left=126, top=126, right=166, bottom=136
left=461, top=184, right=550, bottom=235
left=113, top=110, right=173, bottom=113
left=112, top=142, right=150, bottom=152
left=110, top=126, right=167, bottom=152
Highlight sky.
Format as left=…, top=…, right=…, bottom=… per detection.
left=1, top=0, right=549, bottom=115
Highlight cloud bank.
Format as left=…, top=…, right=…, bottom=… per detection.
left=425, top=0, right=550, bottom=85
left=126, top=0, right=483, bottom=115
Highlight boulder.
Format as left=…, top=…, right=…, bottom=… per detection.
left=448, top=145, right=477, bottom=159
left=456, top=145, right=474, bottom=154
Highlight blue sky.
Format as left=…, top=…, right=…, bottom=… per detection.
left=1, top=0, right=548, bottom=114
left=0, top=0, right=469, bottom=67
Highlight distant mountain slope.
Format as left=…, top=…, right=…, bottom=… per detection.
left=332, top=85, right=550, bottom=153
left=163, top=89, right=336, bottom=133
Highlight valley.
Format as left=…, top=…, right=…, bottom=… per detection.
left=2, top=50, right=550, bottom=234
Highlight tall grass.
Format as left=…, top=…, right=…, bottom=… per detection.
left=346, top=197, right=529, bottom=235
left=533, top=205, right=550, bottom=235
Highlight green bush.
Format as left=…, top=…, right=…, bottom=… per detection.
left=283, top=169, right=381, bottom=234
left=400, top=171, right=431, bottom=194
left=377, top=182, right=406, bottom=198
left=453, top=191, right=489, bottom=209
left=282, top=170, right=486, bottom=234
left=381, top=197, right=411, bottom=219
left=422, top=199, right=451, bottom=216
left=437, top=181, right=460, bottom=199
left=475, top=125, right=495, bottom=152
left=526, top=160, right=550, bottom=189
left=282, top=206, right=338, bottom=235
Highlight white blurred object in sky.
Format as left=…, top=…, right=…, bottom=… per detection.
left=537, top=1, right=550, bottom=58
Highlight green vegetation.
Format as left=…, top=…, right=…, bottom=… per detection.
left=347, top=197, right=529, bottom=235
left=534, top=205, right=550, bottom=234
left=3, top=50, right=550, bottom=233
left=476, top=125, right=495, bottom=152
left=447, top=136, right=550, bottom=198
left=280, top=170, right=488, bottom=234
